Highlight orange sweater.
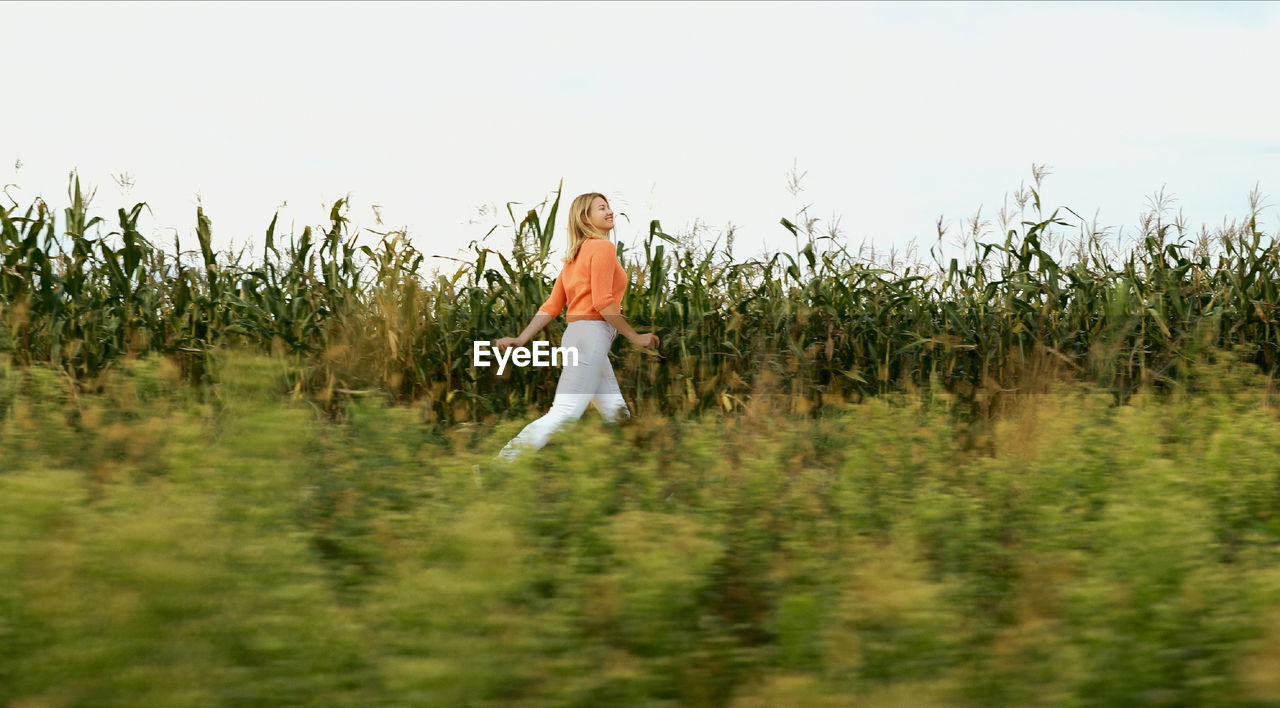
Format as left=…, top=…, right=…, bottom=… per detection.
left=538, top=238, right=628, bottom=321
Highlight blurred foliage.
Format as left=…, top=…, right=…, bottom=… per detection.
left=4, top=351, right=1280, bottom=705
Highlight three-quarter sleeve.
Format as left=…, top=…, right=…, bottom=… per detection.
left=588, top=240, right=620, bottom=312
left=538, top=272, right=566, bottom=316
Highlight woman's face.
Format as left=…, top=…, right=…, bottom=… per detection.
left=587, top=197, right=614, bottom=235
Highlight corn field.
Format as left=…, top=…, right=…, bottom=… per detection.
left=2, top=174, right=1278, bottom=424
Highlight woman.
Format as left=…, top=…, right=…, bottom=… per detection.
left=494, top=192, right=659, bottom=462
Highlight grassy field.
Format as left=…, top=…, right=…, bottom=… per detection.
left=6, top=174, right=1280, bottom=704
left=5, top=351, right=1280, bottom=706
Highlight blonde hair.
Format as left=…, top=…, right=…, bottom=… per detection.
left=564, top=192, right=609, bottom=263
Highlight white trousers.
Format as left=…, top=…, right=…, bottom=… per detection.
left=497, top=320, right=631, bottom=461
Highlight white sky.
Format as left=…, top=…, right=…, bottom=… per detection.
left=4, top=1, right=1278, bottom=269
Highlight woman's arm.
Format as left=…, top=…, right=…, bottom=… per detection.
left=587, top=240, right=659, bottom=349
left=599, top=304, right=659, bottom=349
left=496, top=273, right=565, bottom=351
left=495, top=312, right=553, bottom=351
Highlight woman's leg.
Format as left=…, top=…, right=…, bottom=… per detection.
left=591, top=341, right=630, bottom=423
left=496, top=322, right=612, bottom=461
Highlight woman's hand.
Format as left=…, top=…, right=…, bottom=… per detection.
left=629, top=332, right=660, bottom=349
left=494, top=336, right=522, bottom=351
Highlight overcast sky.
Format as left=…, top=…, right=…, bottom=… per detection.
left=4, top=1, right=1278, bottom=268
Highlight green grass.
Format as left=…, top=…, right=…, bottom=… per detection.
left=5, top=351, right=1280, bottom=706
